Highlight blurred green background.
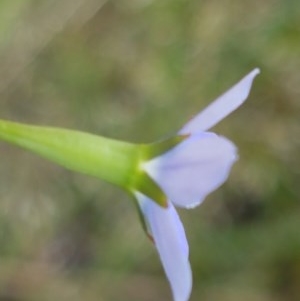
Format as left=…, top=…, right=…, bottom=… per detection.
left=0, top=0, right=299, bottom=300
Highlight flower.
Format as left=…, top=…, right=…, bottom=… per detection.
left=0, top=67, right=259, bottom=301
left=134, top=69, right=260, bottom=301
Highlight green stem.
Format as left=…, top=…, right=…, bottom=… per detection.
left=0, top=119, right=138, bottom=189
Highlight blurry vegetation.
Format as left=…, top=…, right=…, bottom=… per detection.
left=0, top=0, right=299, bottom=300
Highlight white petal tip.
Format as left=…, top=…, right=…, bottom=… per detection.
left=251, top=68, right=260, bottom=76
left=179, top=68, right=261, bottom=133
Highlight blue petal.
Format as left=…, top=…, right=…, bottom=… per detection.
left=144, top=132, right=237, bottom=208
left=180, top=68, right=260, bottom=133
left=136, top=192, right=192, bottom=301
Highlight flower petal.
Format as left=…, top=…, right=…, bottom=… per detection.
left=143, top=132, right=237, bottom=208
left=180, top=68, right=260, bottom=134
left=135, top=192, right=192, bottom=301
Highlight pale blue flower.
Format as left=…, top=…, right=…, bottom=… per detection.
left=0, top=67, right=259, bottom=301
left=135, top=69, right=260, bottom=301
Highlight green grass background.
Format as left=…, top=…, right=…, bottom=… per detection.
left=0, top=0, right=299, bottom=300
